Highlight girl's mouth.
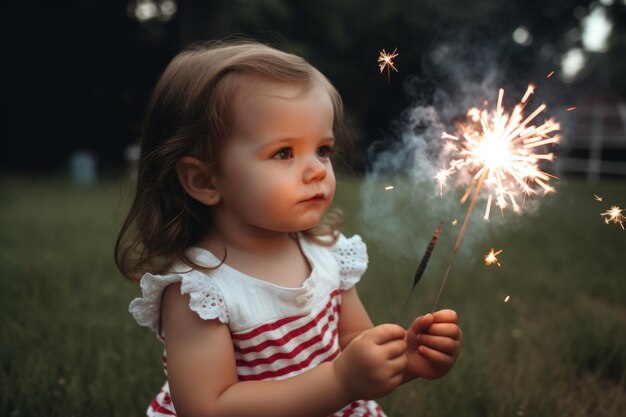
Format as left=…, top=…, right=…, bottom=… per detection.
left=301, top=193, right=325, bottom=203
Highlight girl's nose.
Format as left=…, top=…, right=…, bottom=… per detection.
left=303, top=156, right=327, bottom=183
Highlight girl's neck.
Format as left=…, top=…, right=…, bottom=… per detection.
left=201, top=224, right=295, bottom=257
left=198, top=224, right=310, bottom=288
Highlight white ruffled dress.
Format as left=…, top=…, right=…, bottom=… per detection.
left=129, top=233, right=386, bottom=417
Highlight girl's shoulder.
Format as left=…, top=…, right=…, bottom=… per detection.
left=300, top=232, right=369, bottom=291
left=128, top=255, right=229, bottom=337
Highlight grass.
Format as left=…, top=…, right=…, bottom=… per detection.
left=1, top=174, right=625, bottom=417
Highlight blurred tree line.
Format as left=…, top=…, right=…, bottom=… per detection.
left=2, top=0, right=625, bottom=173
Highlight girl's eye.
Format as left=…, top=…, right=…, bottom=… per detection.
left=317, top=145, right=334, bottom=158
left=273, top=148, right=294, bottom=160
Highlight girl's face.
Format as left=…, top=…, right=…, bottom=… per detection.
left=212, top=79, right=336, bottom=234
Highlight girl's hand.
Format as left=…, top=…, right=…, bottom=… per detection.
left=405, top=309, right=462, bottom=380
left=333, top=324, right=407, bottom=400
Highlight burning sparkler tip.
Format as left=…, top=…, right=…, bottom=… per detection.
left=438, top=84, right=559, bottom=221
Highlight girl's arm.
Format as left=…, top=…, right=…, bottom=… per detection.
left=162, top=283, right=406, bottom=417
left=337, top=287, right=375, bottom=349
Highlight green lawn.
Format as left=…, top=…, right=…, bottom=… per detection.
left=1, top=175, right=624, bottom=417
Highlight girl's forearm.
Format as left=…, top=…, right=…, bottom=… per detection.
left=204, top=362, right=353, bottom=417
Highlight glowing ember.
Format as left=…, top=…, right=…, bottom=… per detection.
left=378, top=48, right=399, bottom=82
left=567, top=106, right=576, bottom=112
left=547, top=70, right=555, bottom=78
left=384, top=185, right=394, bottom=190
left=439, top=85, right=560, bottom=220
left=594, top=194, right=603, bottom=202
left=601, top=206, right=625, bottom=230
left=484, top=248, right=503, bottom=267
left=435, top=166, right=452, bottom=197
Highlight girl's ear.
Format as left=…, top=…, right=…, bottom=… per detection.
left=176, top=157, right=221, bottom=206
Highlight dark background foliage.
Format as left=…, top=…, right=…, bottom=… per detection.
left=2, top=0, right=625, bottom=172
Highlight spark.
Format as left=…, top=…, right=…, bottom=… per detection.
left=442, top=132, right=459, bottom=141
left=484, top=248, right=503, bottom=267
left=438, top=85, right=560, bottom=221
left=547, top=70, right=555, bottom=78
left=444, top=141, right=458, bottom=152
left=521, top=84, right=535, bottom=103
left=435, top=167, right=452, bottom=197
left=452, top=219, right=458, bottom=226
left=384, top=185, right=394, bottom=191
left=567, top=106, right=576, bottom=112
left=504, top=295, right=511, bottom=303
left=601, top=206, right=625, bottom=230
left=594, top=194, right=603, bottom=202
left=431, top=84, right=559, bottom=311
left=378, top=48, right=399, bottom=83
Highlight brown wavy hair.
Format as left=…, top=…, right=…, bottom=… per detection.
left=115, top=39, right=346, bottom=282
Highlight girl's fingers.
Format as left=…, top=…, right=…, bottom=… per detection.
left=388, top=352, right=408, bottom=373
left=369, top=323, right=407, bottom=345
left=409, top=314, right=434, bottom=334
left=422, top=323, right=462, bottom=340
left=414, top=334, right=460, bottom=355
left=418, top=345, right=456, bottom=367
left=384, top=339, right=407, bottom=359
left=432, top=309, right=458, bottom=324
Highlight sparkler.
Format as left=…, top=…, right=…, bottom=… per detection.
left=378, top=48, right=399, bottom=83
left=484, top=248, right=503, bottom=267
left=601, top=206, right=625, bottom=230
left=397, top=221, right=443, bottom=323
left=432, top=84, right=560, bottom=310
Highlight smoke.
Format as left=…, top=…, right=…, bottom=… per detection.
left=359, top=41, right=546, bottom=262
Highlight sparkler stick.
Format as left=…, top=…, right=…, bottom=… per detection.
left=397, top=221, right=443, bottom=323
left=432, top=170, right=488, bottom=312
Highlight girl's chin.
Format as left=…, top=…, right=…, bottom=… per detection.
left=280, top=219, right=323, bottom=233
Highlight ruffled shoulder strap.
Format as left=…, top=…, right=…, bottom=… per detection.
left=329, top=233, right=369, bottom=291
left=128, top=269, right=229, bottom=337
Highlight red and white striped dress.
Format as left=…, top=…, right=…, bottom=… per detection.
left=129, top=233, right=385, bottom=417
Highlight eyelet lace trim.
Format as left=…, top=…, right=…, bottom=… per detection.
left=129, top=270, right=229, bottom=335
left=330, top=234, right=369, bottom=290
left=181, top=270, right=229, bottom=324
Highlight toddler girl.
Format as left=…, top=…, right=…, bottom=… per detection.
left=116, top=40, right=462, bottom=417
